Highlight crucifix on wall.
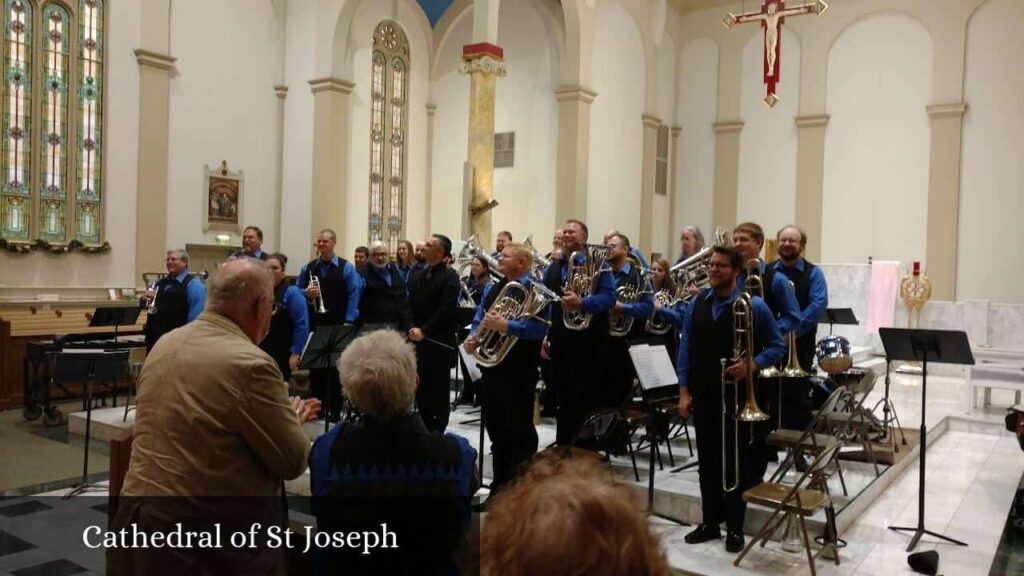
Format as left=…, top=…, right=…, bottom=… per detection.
left=723, top=0, right=828, bottom=107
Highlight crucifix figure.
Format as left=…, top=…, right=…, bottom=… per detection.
left=724, top=0, right=828, bottom=107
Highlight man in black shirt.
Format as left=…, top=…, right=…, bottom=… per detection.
left=358, top=241, right=412, bottom=333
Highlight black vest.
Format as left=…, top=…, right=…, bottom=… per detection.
left=358, top=264, right=408, bottom=328
left=542, top=257, right=609, bottom=343
left=307, top=257, right=350, bottom=327
left=144, top=274, right=193, bottom=351
left=259, top=282, right=294, bottom=379
left=687, top=294, right=737, bottom=401
left=479, top=279, right=542, bottom=377
left=765, top=260, right=817, bottom=359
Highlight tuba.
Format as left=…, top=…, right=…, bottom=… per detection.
left=473, top=279, right=558, bottom=367
left=563, top=243, right=611, bottom=331
left=669, top=227, right=729, bottom=304
left=609, top=256, right=654, bottom=337
left=645, top=288, right=676, bottom=335
left=722, top=292, right=770, bottom=493
left=522, top=235, right=551, bottom=279
left=456, top=234, right=504, bottom=280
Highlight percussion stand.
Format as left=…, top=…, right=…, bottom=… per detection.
left=872, top=359, right=908, bottom=451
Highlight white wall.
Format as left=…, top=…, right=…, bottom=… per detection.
left=587, top=0, right=644, bottom=242
left=279, top=0, right=317, bottom=263
left=492, top=0, right=559, bottom=250
left=651, top=33, right=676, bottom=258
left=0, top=0, right=141, bottom=288
left=675, top=38, right=718, bottom=256
left=821, top=13, right=932, bottom=265
left=736, top=28, right=800, bottom=238
left=165, top=0, right=283, bottom=251
left=958, top=0, right=1024, bottom=304
left=346, top=0, right=431, bottom=254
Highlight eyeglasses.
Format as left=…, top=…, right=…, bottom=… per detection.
left=708, top=262, right=734, bottom=270
left=371, top=253, right=389, bottom=258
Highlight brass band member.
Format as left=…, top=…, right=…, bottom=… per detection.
left=677, top=245, right=785, bottom=553
left=491, top=230, right=512, bottom=260
left=766, top=225, right=828, bottom=431
left=357, top=240, right=412, bottom=333
left=464, top=243, right=550, bottom=495
left=407, top=234, right=461, bottom=433
left=395, top=239, right=416, bottom=285
left=676, top=225, right=705, bottom=265
left=296, top=229, right=363, bottom=420
left=648, top=257, right=682, bottom=363
left=463, top=254, right=493, bottom=305
left=141, top=249, right=207, bottom=351
left=542, top=220, right=617, bottom=445
left=604, top=233, right=654, bottom=407
left=230, top=225, right=268, bottom=260
left=259, top=253, right=310, bottom=381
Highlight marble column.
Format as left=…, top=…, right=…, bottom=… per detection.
left=134, top=49, right=175, bottom=277
left=639, top=114, right=660, bottom=256
left=273, top=85, right=288, bottom=251
left=925, top=102, right=968, bottom=301
left=554, top=85, right=596, bottom=225
left=460, top=43, right=505, bottom=245
left=668, top=125, right=681, bottom=252
left=794, top=114, right=829, bottom=262
left=425, top=103, right=437, bottom=236
left=712, top=120, right=743, bottom=230
left=308, top=77, right=354, bottom=257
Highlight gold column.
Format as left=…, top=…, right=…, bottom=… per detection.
left=925, top=103, right=967, bottom=301
left=134, top=49, right=176, bottom=278
left=794, top=114, right=829, bottom=261
left=460, top=43, right=505, bottom=244
left=712, top=120, right=744, bottom=229
left=640, top=114, right=661, bottom=257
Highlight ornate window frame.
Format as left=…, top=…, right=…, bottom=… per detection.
left=368, top=20, right=408, bottom=255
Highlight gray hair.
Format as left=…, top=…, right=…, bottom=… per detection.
left=368, top=240, right=389, bottom=253
left=206, top=259, right=272, bottom=316
left=339, top=330, right=417, bottom=418
left=167, top=249, right=189, bottom=264
left=681, top=226, right=705, bottom=250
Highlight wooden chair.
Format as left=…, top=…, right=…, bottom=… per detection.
left=734, top=440, right=843, bottom=576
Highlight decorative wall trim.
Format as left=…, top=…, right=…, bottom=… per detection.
left=671, top=125, right=682, bottom=137
left=0, top=238, right=110, bottom=254
left=795, top=113, right=830, bottom=127
left=641, top=113, right=662, bottom=128
left=426, top=103, right=437, bottom=116
left=713, top=120, right=744, bottom=133
left=274, top=85, right=288, bottom=99
left=460, top=56, right=506, bottom=76
left=308, top=77, right=355, bottom=94
left=553, top=85, right=598, bottom=104
left=133, top=49, right=176, bottom=71
left=927, top=103, right=968, bottom=118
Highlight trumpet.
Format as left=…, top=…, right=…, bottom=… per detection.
left=722, top=292, right=770, bottom=493
left=146, top=284, right=160, bottom=315
left=140, top=271, right=208, bottom=315
left=309, top=272, right=327, bottom=314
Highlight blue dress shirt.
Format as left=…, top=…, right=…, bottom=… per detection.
left=281, top=284, right=311, bottom=355
left=675, top=285, right=786, bottom=390
left=471, top=274, right=551, bottom=341
left=543, top=251, right=616, bottom=315
left=175, top=271, right=206, bottom=323
left=738, top=261, right=801, bottom=335
left=612, top=261, right=654, bottom=320
left=770, top=258, right=828, bottom=338
left=296, top=255, right=363, bottom=323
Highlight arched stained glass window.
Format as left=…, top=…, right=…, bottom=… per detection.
left=0, top=0, right=106, bottom=251
left=369, top=21, right=408, bottom=254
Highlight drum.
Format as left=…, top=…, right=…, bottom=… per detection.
left=816, top=335, right=852, bottom=374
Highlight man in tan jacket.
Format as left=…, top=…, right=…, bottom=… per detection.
left=111, top=258, right=320, bottom=574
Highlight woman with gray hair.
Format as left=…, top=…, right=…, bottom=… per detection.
left=676, top=225, right=706, bottom=264
left=308, top=329, right=479, bottom=575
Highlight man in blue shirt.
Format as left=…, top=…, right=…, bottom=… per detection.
left=604, top=233, right=655, bottom=407
left=141, top=249, right=206, bottom=351
left=230, top=226, right=268, bottom=260
left=259, top=253, right=310, bottom=381
left=465, top=243, right=550, bottom=496
left=766, top=225, right=828, bottom=432
left=542, top=219, right=617, bottom=445
left=676, top=244, right=785, bottom=553
left=296, top=229, right=363, bottom=420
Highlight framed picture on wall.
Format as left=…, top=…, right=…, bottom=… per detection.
left=202, top=161, right=245, bottom=233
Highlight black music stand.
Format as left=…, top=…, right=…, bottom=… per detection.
left=880, top=328, right=974, bottom=552
left=54, top=350, right=129, bottom=499
left=89, top=306, right=141, bottom=346
left=299, top=324, right=359, bottom=434
left=817, top=308, right=858, bottom=335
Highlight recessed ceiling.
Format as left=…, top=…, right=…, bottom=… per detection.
left=417, top=0, right=455, bottom=28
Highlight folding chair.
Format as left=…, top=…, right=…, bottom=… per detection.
left=820, top=369, right=882, bottom=477
left=769, top=385, right=849, bottom=495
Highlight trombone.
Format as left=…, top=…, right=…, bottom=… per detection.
left=722, top=292, right=770, bottom=493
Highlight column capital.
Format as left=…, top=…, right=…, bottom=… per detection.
left=927, top=103, right=967, bottom=118
left=274, top=85, right=288, bottom=99
left=460, top=43, right=506, bottom=76
left=308, top=77, right=355, bottom=94
left=795, top=114, right=829, bottom=127
left=641, top=113, right=662, bottom=129
left=134, top=49, right=176, bottom=71
left=670, top=125, right=682, bottom=137
left=426, top=103, right=438, bottom=116
left=554, top=85, right=597, bottom=104
left=713, top=120, right=744, bottom=134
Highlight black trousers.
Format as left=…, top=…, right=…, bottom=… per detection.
left=539, top=358, right=558, bottom=415
left=693, top=383, right=768, bottom=533
left=602, top=336, right=635, bottom=409
left=310, top=368, right=342, bottom=420
left=416, top=348, right=453, bottom=433
left=481, top=366, right=539, bottom=493
left=552, top=333, right=608, bottom=446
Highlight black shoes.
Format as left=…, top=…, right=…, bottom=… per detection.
left=725, top=530, right=745, bottom=553
left=684, top=524, right=721, bottom=544
left=795, top=454, right=810, bottom=473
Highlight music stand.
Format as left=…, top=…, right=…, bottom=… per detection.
left=299, top=324, right=359, bottom=434
left=817, top=308, right=858, bottom=336
left=880, top=328, right=974, bottom=552
left=54, top=350, right=129, bottom=499
left=89, top=306, right=142, bottom=345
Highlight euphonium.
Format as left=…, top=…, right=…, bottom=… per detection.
left=645, top=288, right=675, bottom=335
left=722, top=292, right=770, bottom=493
left=563, top=243, right=611, bottom=331
left=473, top=279, right=557, bottom=367
left=610, top=257, right=653, bottom=337
left=456, top=234, right=503, bottom=280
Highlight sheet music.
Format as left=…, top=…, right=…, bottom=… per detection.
left=458, top=343, right=483, bottom=383
left=628, top=344, right=678, bottom=390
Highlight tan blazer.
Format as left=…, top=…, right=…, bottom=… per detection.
left=121, top=311, right=311, bottom=497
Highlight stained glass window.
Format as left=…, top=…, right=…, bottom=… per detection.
left=0, top=0, right=106, bottom=249
left=369, top=21, right=408, bottom=254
